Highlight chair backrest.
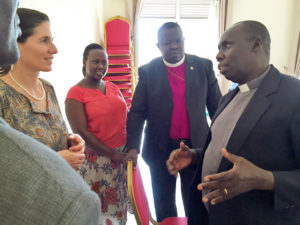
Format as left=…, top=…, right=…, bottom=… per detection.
left=127, top=161, right=151, bottom=225
left=105, top=16, right=130, bottom=51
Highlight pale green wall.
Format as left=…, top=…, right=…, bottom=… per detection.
left=103, top=0, right=126, bottom=22
left=288, top=0, right=300, bottom=75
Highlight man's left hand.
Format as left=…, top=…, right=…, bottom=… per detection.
left=198, top=148, right=274, bottom=205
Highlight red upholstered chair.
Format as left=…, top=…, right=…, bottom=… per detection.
left=107, top=66, right=131, bottom=74
left=104, top=16, right=134, bottom=107
left=127, top=160, right=188, bottom=225
left=105, top=16, right=131, bottom=57
left=103, top=75, right=131, bottom=82
left=121, top=91, right=131, bottom=98
left=108, top=58, right=131, bottom=66
left=115, top=82, right=131, bottom=90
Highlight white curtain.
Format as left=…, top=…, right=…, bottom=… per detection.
left=218, top=0, right=228, bottom=37
left=217, top=0, right=233, bottom=94
left=126, top=0, right=142, bottom=89
left=293, top=32, right=300, bottom=78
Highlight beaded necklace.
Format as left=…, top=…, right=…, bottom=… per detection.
left=9, top=71, right=45, bottom=101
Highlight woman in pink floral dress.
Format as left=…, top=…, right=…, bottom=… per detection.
left=65, top=43, right=128, bottom=225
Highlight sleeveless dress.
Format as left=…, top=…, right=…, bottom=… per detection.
left=65, top=81, right=128, bottom=225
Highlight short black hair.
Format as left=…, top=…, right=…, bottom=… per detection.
left=157, top=22, right=182, bottom=42
left=83, top=43, right=104, bottom=60
left=82, top=43, right=105, bottom=76
left=235, top=20, right=271, bottom=61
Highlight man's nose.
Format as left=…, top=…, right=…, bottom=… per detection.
left=216, top=50, right=224, bottom=62
left=170, top=40, right=179, bottom=48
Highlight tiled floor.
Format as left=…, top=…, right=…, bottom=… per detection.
left=127, top=157, right=185, bottom=225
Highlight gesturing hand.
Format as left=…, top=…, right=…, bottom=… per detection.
left=166, top=141, right=194, bottom=177
left=198, top=148, right=274, bottom=205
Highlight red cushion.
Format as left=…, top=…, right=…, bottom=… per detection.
left=104, top=75, right=131, bottom=81
left=107, top=49, right=131, bottom=56
left=108, top=58, right=131, bottom=65
left=121, top=92, right=131, bottom=97
left=161, top=217, right=187, bottom=225
left=108, top=67, right=131, bottom=74
left=132, top=164, right=150, bottom=225
left=116, top=82, right=131, bottom=89
left=105, top=18, right=130, bottom=47
left=120, top=88, right=131, bottom=93
left=129, top=162, right=187, bottom=225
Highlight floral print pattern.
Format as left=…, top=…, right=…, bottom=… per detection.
left=79, top=145, right=128, bottom=225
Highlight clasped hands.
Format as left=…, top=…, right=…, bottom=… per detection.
left=166, top=142, right=274, bottom=205
left=58, top=134, right=85, bottom=170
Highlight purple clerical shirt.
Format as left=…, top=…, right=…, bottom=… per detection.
left=166, top=63, right=191, bottom=139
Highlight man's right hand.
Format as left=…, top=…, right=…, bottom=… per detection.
left=166, top=141, right=194, bottom=177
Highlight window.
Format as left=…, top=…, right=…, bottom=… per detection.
left=137, top=0, right=219, bottom=69
left=140, top=0, right=211, bottom=19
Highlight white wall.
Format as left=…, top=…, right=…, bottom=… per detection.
left=103, top=0, right=126, bottom=21
left=18, top=0, right=127, bottom=124
left=17, top=0, right=299, bottom=115
left=288, top=0, right=300, bottom=76
left=227, top=0, right=297, bottom=75
left=19, top=0, right=104, bottom=127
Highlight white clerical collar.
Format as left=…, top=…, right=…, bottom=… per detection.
left=238, top=84, right=250, bottom=92
left=163, top=55, right=185, bottom=67
left=238, top=65, right=270, bottom=93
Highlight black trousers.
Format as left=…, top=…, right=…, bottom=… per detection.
left=149, top=139, right=196, bottom=222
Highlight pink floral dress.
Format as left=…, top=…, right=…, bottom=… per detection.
left=82, top=146, right=128, bottom=225
left=66, top=82, right=128, bottom=225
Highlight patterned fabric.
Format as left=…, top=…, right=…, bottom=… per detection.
left=79, top=145, right=128, bottom=225
left=66, top=81, right=128, bottom=225
left=0, top=78, right=68, bottom=151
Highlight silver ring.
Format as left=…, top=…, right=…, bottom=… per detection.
left=224, top=188, right=228, bottom=196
